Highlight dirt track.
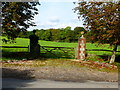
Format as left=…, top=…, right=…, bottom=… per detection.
left=2, top=65, right=118, bottom=82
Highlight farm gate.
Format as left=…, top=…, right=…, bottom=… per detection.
left=1, top=46, right=75, bottom=59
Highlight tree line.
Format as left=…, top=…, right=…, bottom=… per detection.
left=18, top=26, right=89, bottom=43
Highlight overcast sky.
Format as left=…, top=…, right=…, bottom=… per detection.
left=28, top=0, right=84, bottom=31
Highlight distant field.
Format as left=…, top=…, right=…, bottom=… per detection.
left=1, top=37, right=120, bottom=60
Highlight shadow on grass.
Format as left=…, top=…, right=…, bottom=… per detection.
left=98, top=54, right=120, bottom=63
left=2, top=51, right=30, bottom=60
left=115, top=54, right=120, bottom=63
left=40, top=51, right=74, bottom=59
left=2, top=49, right=75, bottom=60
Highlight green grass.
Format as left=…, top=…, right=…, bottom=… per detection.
left=1, top=37, right=119, bottom=49
left=1, top=37, right=120, bottom=61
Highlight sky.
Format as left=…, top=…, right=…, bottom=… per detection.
left=28, top=0, right=84, bottom=31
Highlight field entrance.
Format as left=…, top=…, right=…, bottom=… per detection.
left=1, top=45, right=75, bottom=60
left=1, top=37, right=120, bottom=63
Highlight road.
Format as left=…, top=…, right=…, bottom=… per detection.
left=2, top=78, right=118, bottom=88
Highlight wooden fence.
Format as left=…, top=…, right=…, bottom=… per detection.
left=0, top=46, right=28, bottom=48
left=86, top=49, right=120, bottom=52
left=1, top=46, right=120, bottom=58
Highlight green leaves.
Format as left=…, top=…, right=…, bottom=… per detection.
left=2, top=2, right=40, bottom=41
left=74, top=1, right=120, bottom=46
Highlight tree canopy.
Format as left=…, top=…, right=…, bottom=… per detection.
left=74, top=1, right=120, bottom=48
left=2, top=2, right=40, bottom=40
left=74, top=1, right=120, bottom=63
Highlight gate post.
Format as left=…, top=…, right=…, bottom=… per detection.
left=77, top=32, right=86, bottom=60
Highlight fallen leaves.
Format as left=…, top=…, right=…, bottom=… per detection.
left=72, top=59, right=118, bottom=72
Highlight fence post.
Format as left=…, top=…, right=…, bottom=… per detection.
left=77, top=33, right=86, bottom=60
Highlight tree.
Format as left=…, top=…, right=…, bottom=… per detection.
left=63, top=26, right=72, bottom=42
left=42, top=30, right=52, bottom=41
left=36, top=29, right=45, bottom=40
left=64, top=26, right=71, bottom=31
left=50, top=29, right=61, bottom=42
left=74, top=1, right=120, bottom=63
left=74, top=26, right=86, bottom=40
left=2, top=2, right=40, bottom=41
left=59, top=29, right=65, bottom=42
left=65, top=30, right=75, bottom=42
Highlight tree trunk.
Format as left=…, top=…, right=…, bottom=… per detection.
left=109, top=44, right=117, bottom=64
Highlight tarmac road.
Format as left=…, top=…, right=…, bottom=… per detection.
left=2, top=78, right=118, bottom=88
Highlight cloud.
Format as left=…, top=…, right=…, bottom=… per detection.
left=28, top=16, right=60, bottom=30
left=49, top=16, right=60, bottom=23
left=35, top=16, right=60, bottom=29
left=28, top=20, right=84, bottom=31
left=71, top=17, right=79, bottom=23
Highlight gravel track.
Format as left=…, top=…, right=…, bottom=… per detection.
left=2, top=65, right=118, bottom=82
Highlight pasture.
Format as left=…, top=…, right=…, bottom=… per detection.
left=1, top=37, right=120, bottom=62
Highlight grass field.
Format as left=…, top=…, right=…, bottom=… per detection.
left=1, top=37, right=120, bottom=72
left=1, top=37, right=120, bottom=61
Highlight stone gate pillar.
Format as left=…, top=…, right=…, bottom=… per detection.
left=77, top=33, right=86, bottom=60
